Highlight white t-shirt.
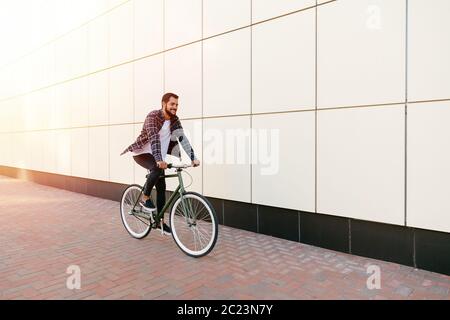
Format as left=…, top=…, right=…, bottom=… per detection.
left=132, top=120, right=171, bottom=159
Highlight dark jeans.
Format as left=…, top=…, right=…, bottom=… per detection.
left=133, top=153, right=166, bottom=215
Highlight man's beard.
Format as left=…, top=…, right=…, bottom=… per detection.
left=165, top=105, right=177, bottom=119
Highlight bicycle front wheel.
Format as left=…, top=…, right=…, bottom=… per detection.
left=170, top=192, right=218, bottom=258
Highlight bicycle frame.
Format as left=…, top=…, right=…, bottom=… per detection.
left=131, top=168, right=195, bottom=225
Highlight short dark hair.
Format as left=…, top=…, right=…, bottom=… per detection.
left=162, top=92, right=179, bottom=104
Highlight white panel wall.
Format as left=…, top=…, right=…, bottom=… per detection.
left=22, top=95, right=36, bottom=131
left=134, top=55, right=164, bottom=122
left=0, top=104, right=8, bottom=133
left=65, top=27, right=88, bottom=79
left=54, top=35, right=72, bottom=83
left=30, top=132, right=45, bottom=172
left=55, top=130, right=72, bottom=175
left=42, top=131, right=57, bottom=174
left=52, top=83, right=71, bottom=129
left=50, top=26, right=89, bottom=83
left=88, top=71, right=109, bottom=126
left=0, top=66, right=13, bottom=99
left=10, top=133, right=25, bottom=170
left=0, top=70, right=8, bottom=100
left=0, top=134, right=10, bottom=166
left=71, top=128, right=89, bottom=178
left=165, top=0, right=202, bottom=49
left=70, top=78, right=89, bottom=128
left=408, top=0, right=450, bottom=102
left=109, top=1, right=134, bottom=66
left=89, top=127, right=109, bottom=181
left=203, top=0, right=251, bottom=38
left=252, top=0, right=315, bottom=23
left=317, top=105, right=405, bottom=225
left=54, top=0, right=92, bottom=36
left=109, top=124, right=134, bottom=184
left=32, top=44, right=55, bottom=89
left=23, top=133, right=32, bottom=170
left=4, top=133, right=12, bottom=167
left=408, top=102, right=450, bottom=233
left=252, top=9, right=315, bottom=114
left=0, top=134, right=9, bottom=166
left=109, top=0, right=128, bottom=8
left=252, top=112, right=315, bottom=212
left=203, top=116, right=251, bottom=202
left=87, top=0, right=110, bottom=21
left=88, top=15, right=109, bottom=72
left=109, top=64, right=134, bottom=125
left=134, top=0, right=164, bottom=58
left=203, top=28, right=251, bottom=117
left=164, top=43, right=202, bottom=119
left=39, top=89, right=53, bottom=130
left=317, top=0, right=406, bottom=108
left=0, top=0, right=449, bottom=236
left=26, top=92, right=45, bottom=131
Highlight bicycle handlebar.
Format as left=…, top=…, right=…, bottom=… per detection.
left=167, top=163, right=194, bottom=169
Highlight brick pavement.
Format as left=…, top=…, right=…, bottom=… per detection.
left=0, top=175, right=449, bottom=300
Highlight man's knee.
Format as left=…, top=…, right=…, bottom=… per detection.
left=149, top=168, right=163, bottom=179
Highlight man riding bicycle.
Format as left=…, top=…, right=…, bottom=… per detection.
left=120, top=92, right=200, bottom=234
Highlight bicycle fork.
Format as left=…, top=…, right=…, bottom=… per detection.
left=179, top=192, right=196, bottom=227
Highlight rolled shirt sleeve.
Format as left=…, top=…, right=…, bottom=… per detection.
left=172, top=119, right=197, bottom=161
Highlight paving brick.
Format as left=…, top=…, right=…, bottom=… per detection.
left=0, top=175, right=449, bottom=300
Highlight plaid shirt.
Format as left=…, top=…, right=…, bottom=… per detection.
left=120, top=109, right=197, bottom=162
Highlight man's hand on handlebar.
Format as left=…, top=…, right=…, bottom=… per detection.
left=157, top=161, right=168, bottom=169
left=192, top=159, right=200, bottom=167
left=157, top=160, right=200, bottom=169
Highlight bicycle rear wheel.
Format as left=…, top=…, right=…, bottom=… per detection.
left=120, top=184, right=152, bottom=239
left=169, top=192, right=218, bottom=258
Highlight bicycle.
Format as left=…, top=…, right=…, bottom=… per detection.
left=120, top=163, right=218, bottom=258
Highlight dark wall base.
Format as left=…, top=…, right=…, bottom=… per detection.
left=0, top=166, right=128, bottom=201
left=1, top=165, right=449, bottom=276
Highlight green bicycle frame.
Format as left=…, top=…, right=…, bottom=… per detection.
left=132, top=168, right=196, bottom=225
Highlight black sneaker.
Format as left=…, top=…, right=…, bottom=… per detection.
left=140, top=198, right=156, bottom=212
left=156, top=222, right=172, bottom=235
